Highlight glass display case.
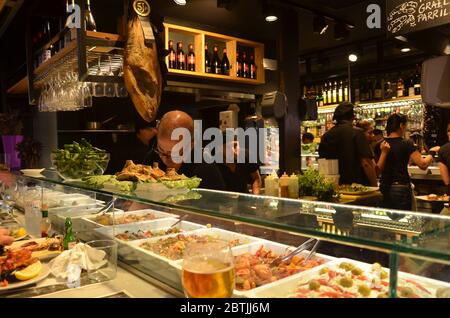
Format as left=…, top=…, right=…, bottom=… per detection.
left=1, top=170, right=450, bottom=298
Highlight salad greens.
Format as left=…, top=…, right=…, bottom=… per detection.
left=52, top=139, right=110, bottom=179
left=298, top=169, right=339, bottom=202
left=160, top=177, right=202, bottom=190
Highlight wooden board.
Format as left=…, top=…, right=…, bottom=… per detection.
left=7, top=238, right=63, bottom=260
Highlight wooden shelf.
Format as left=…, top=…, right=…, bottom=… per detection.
left=164, top=23, right=265, bottom=85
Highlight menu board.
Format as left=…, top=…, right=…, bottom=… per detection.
left=387, top=0, right=450, bottom=36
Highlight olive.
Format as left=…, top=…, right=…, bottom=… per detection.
left=319, top=267, right=330, bottom=275
left=339, top=277, right=353, bottom=288
left=400, top=287, right=414, bottom=298
left=309, top=280, right=321, bottom=291
left=358, top=284, right=371, bottom=297
left=339, top=262, right=354, bottom=271
left=380, top=270, right=388, bottom=280
left=351, top=267, right=363, bottom=276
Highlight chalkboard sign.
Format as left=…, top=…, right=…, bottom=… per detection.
left=387, top=0, right=450, bottom=36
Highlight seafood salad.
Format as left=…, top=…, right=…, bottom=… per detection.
left=289, top=262, right=440, bottom=298
left=0, top=249, right=38, bottom=287
left=235, top=246, right=325, bottom=291
left=140, top=234, right=243, bottom=261
left=115, top=228, right=183, bottom=241
left=94, top=212, right=158, bottom=226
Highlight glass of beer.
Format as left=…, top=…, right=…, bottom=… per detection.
left=182, top=239, right=235, bottom=298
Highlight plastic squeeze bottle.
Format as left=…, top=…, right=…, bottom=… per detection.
left=288, top=174, right=299, bottom=199
left=280, top=173, right=290, bottom=198
left=265, top=172, right=279, bottom=197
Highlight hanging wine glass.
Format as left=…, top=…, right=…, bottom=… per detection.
left=104, top=55, right=116, bottom=98
left=94, top=56, right=105, bottom=97
left=115, top=57, right=128, bottom=98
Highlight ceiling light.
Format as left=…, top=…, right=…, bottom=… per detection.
left=313, top=16, right=329, bottom=35
left=263, top=1, right=278, bottom=22
left=174, top=0, right=186, bottom=5
left=348, top=54, right=358, bottom=62
left=400, top=47, right=411, bottom=53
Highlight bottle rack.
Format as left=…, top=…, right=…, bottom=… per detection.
left=164, top=23, right=265, bottom=85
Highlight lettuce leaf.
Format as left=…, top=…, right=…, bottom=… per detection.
left=159, top=177, right=202, bottom=190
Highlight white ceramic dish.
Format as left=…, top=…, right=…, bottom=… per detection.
left=94, top=218, right=206, bottom=240
left=0, top=263, right=50, bottom=292
left=81, top=209, right=179, bottom=227
left=20, top=169, right=45, bottom=177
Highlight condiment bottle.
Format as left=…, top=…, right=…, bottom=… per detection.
left=280, top=173, right=290, bottom=198
left=63, top=217, right=77, bottom=250
left=40, top=204, right=51, bottom=238
left=265, top=171, right=279, bottom=197
left=288, top=174, right=299, bottom=199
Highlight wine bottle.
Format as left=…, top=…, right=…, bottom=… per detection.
left=249, top=54, right=256, bottom=79
left=332, top=81, right=337, bottom=104
left=397, top=76, right=404, bottom=98
left=374, top=78, right=382, bottom=99
left=327, top=81, right=332, bottom=105
left=236, top=51, right=242, bottom=77
left=85, top=0, right=97, bottom=31
left=42, top=21, right=52, bottom=64
left=221, top=48, right=230, bottom=76
left=212, top=45, right=221, bottom=75
left=338, top=80, right=343, bottom=103
left=177, top=42, right=186, bottom=70
left=344, top=80, right=349, bottom=102
left=168, top=40, right=176, bottom=69
left=414, top=66, right=421, bottom=95
left=242, top=51, right=249, bottom=78
left=187, top=43, right=195, bottom=72
left=323, top=82, right=328, bottom=105
left=408, top=73, right=415, bottom=97
left=205, top=44, right=211, bottom=73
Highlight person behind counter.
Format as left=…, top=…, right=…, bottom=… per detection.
left=380, top=113, right=434, bottom=211
left=135, top=119, right=158, bottom=164
left=319, top=102, right=377, bottom=186
left=149, top=110, right=226, bottom=191
left=435, top=123, right=450, bottom=186
left=218, top=135, right=262, bottom=195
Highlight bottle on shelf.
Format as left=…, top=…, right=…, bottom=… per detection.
left=242, top=51, right=249, bottom=78
left=367, top=78, right=374, bottom=101
left=236, top=51, right=242, bottom=77
left=384, top=77, right=392, bottom=99
left=40, top=204, right=51, bottom=238
left=212, top=45, right=221, bottom=75
left=397, top=75, right=404, bottom=98
left=374, top=78, right=382, bottom=100
left=63, top=217, right=77, bottom=250
left=221, top=48, right=230, bottom=76
left=332, top=81, right=337, bottom=104
left=344, top=80, right=349, bottom=102
left=279, top=173, right=290, bottom=198
left=288, top=174, right=299, bottom=199
left=41, top=21, right=52, bottom=65
left=338, top=80, right=343, bottom=103
left=249, top=54, right=257, bottom=79
left=414, top=65, right=421, bottom=96
left=323, top=82, right=328, bottom=105
left=187, top=43, right=195, bottom=72
left=408, top=73, right=415, bottom=97
left=316, top=86, right=324, bottom=107
left=327, top=81, right=332, bottom=105
left=205, top=44, right=211, bottom=73
left=354, top=79, right=360, bottom=103
left=176, top=42, right=186, bottom=70
left=265, top=171, right=279, bottom=197
left=64, top=0, right=76, bottom=47
left=168, top=40, right=176, bottom=69
left=85, top=0, right=97, bottom=32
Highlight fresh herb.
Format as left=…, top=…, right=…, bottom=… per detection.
left=298, top=169, right=339, bottom=202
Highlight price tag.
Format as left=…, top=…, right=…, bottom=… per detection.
left=132, top=0, right=155, bottom=46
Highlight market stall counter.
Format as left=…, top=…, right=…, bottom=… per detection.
left=1, top=171, right=450, bottom=298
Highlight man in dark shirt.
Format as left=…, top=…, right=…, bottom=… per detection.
left=146, top=110, right=226, bottom=191
left=135, top=119, right=158, bottom=164
left=319, top=102, right=377, bottom=186
left=436, top=123, right=450, bottom=186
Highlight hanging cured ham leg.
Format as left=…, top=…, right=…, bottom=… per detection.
left=124, top=14, right=163, bottom=123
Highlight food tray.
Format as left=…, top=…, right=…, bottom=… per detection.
left=339, top=187, right=379, bottom=196
left=81, top=209, right=179, bottom=227
left=94, top=218, right=206, bottom=240
left=231, top=241, right=336, bottom=297
left=127, top=228, right=262, bottom=266
left=250, top=258, right=450, bottom=298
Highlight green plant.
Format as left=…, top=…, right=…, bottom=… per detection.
left=0, top=113, right=23, bottom=135
left=298, top=169, right=339, bottom=202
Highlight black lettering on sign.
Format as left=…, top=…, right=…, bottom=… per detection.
left=387, top=0, right=450, bottom=36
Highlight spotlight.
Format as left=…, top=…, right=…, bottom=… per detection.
left=313, top=16, right=329, bottom=35
left=400, top=47, right=411, bottom=53
left=263, top=1, right=278, bottom=22
left=334, top=23, right=350, bottom=41
left=173, top=0, right=186, bottom=5
left=348, top=54, right=358, bottom=62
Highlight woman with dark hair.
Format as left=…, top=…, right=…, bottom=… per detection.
left=380, top=113, right=434, bottom=211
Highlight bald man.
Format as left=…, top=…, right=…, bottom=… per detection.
left=147, top=111, right=226, bottom=190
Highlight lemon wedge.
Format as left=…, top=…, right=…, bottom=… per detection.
left=16, top=227, right=27, bottom=238
left=14, top=261, right=42, bottom=281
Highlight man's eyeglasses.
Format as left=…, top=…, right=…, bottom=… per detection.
left=155, top=146, right=183, bottom=161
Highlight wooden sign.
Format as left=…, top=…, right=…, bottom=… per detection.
left=387, top=0, right=450, bottom=36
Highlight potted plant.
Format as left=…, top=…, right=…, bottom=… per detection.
left=16, top=138, right=42, bottom=169
left=0, top=113, right=24, bottom=170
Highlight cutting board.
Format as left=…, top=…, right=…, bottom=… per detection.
left=6, top=238, right=63, bottom=260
